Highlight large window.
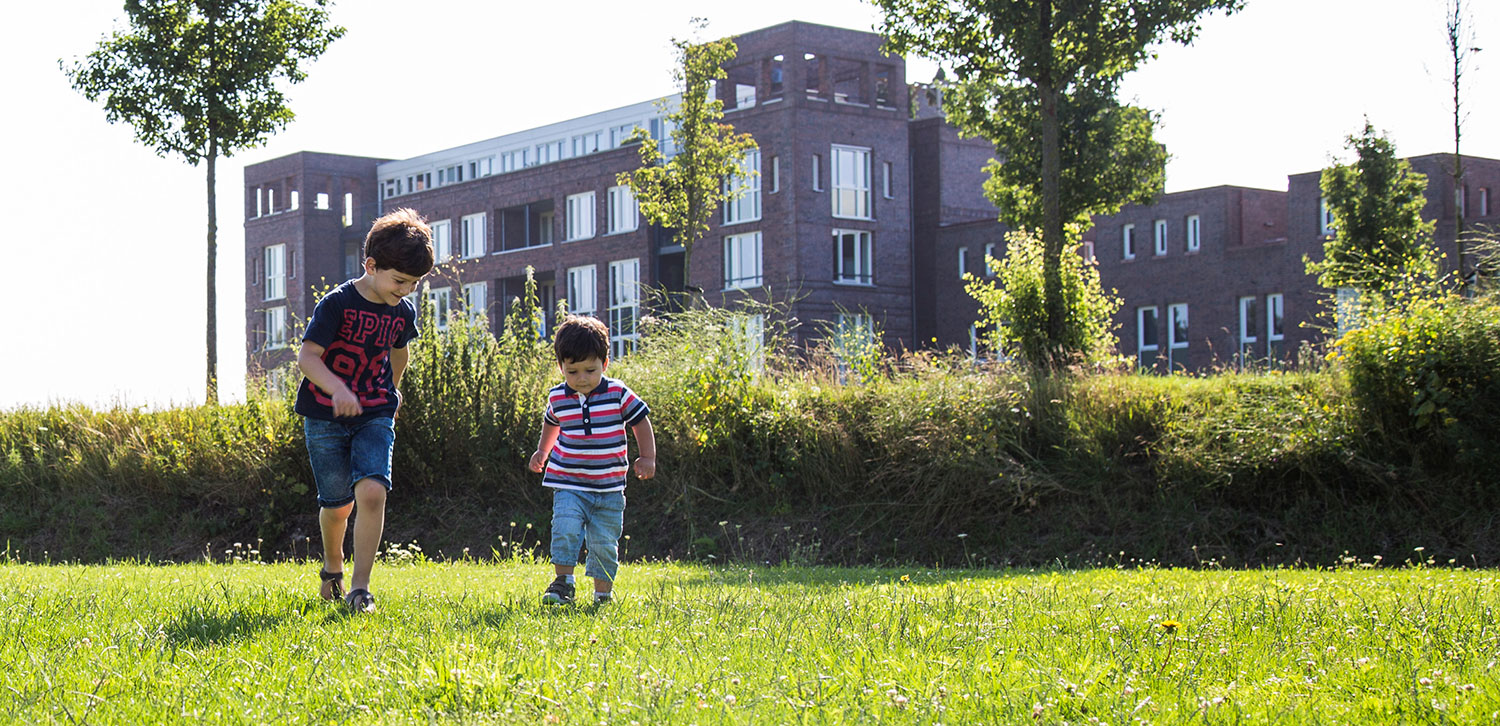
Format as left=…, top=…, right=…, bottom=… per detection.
left=1153, top=219, right=1168, bottom=256
left=264, top=306, right=288, bottom=350
left=463, top=282, right=488, bottom=321
left=834, top=229, right=873, bottom=284
left=572, top=132, right=602, bottom=157
left=833, top=312, right=875, bottom=366
left=1267, top=293, right=1284, bottom=357
left=731, top=314, right=766, bottom=372
left=1168, top=303, right=1188, bottom=369
left=264, top=244, right=285, bottom=301
left=1123, top=224, right=1136, bottom=260
left=724, top=231, right=762, bottom=290
left=1137, top=306, right=1159, bottom=368
left=498, top=201, right=554, bottom=252
left=832, top=144, right=871, bottom=219
left=1186, top=214, right=1201, bottom=252
left=567, top=265, right=597, bottom=317
left=461, top=213, right=486, bottom=258
left=608, top=258, right=641, bottom=358
left=431, top=220, right=452, bottom=262
left=607, top=185, right=638, bottom=234
left=723, top=149, right=761, bottom=225
left=1238, top=295, right=1259, bottom=361
left=566, top=191, right=596, bottom=241
left=427, top=286, right=453, bottom=331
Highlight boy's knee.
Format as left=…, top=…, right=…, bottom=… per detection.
left=354, top=479, right=388, bottom=507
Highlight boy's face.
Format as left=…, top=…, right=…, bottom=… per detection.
left=560, top=356, right=607, bottom=394
left=363, top=258, right=423, bottom=306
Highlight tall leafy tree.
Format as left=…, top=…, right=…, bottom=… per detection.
left=64, top=0, right=344, bottom=403
left=876, top=0, right=1242, bottom=368
left=619, top=20, right=756, bottom=298
left=1306, top=121, right=1437, bottom=298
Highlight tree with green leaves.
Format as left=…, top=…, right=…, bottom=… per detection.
left=619, top=20, right=756, bottom=300
left=64, top=0, right=344, bottom=403
left=1306, top=121, right=1437, bottom=300
left=876, top=0, right=1242, bottom=369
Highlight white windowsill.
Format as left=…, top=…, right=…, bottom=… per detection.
left=493, top=243, right=554, bottom=255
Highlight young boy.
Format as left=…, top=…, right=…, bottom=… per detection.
left=528, top=315, right=656, bottom=604
left=296, top=208, right=434, bottom=613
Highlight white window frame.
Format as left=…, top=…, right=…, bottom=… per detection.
left=1137, top=306, right=1159, bottom=367
left=1480, top=187, right=1490, bottom=217
left=1319, top=196, right=1335, bottom=236
left=342, top=192, right=353, bottom=228
left=1153, top=219, right=1168, bottom=256
left=1081, top=241, right=1096, bottom=262
left=264, top=244, right=286, bottom=301
left=567, top=265, right=597, bottom=317
left=1123, top=224, right=1136, bottom=260
left=430, top=219, right=452, bottom=262
left=724, top=231, right=763, bottom=290
left=607, top=185, right=639, bottom=234
left=1168, top=303, right=1188, bottom=369
left=461, top=213, right=486, bottom=259
left=731, top=313, right=766, bottom=372
left=882, top=161, right=895, bottom=199
left=267, top=188, right=277, bottom=214
left=264, top=306, right=288, bottom=350
left=1267, top=293, right=1285, bottom=355
left=608, top=258, right=641, bottom=358
left=812, top=154, right=823, bottom=192
left=255, top=188, right=263, bottom=218
left=833, top=229, right=874, bottom=285
left=957, top=246, right=968, bottom=277
left=427, top=286, right=453, bottom=331
left=831, top=144, right=872, bottom=219
left=1186, top=214, right=1201, bottom=252
left=289, top=190, right=299, bottom=211
left=315, top=192, right=330, bottom=210
left=833, top=312, right=875, bottom=362
left=770, top=156, right=780, bottom=194
left=723, top=149, right=762, bottom=225
left=463, top=282, right=488, bottom=321
left=566, top=191, right=596, bottom=241
left=1238, top=295, right=1259, bottom=359
left=983, top=242, right=997, bottom=277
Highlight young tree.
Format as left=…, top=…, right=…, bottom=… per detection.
left=64, top=0, right=344, bottom=403
left=1447, top=0, right=1479, bottom=287
left=876, top=0, right=1242, bottom=369
left=619, top=20, right=756, bottom=300
left=1306, top=121, right=1437, bottom=299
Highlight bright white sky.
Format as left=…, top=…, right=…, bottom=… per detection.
left=2, top=0, right=1494, bottom=410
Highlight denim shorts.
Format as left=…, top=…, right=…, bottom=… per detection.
left=549, top=489, right=627, bottom=582
left=303, top=416, right=396, bottom=508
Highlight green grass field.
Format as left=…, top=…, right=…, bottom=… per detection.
left=2, top=557, right=1496, bottom=724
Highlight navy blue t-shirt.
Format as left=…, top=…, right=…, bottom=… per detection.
left=294, top=280, right=420, bottom=422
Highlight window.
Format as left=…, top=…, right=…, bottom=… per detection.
left=461, top=213, right=486, bottom=258
left=1186, top=214, right=1201, bottom=252
left=498, top=201, right=554, bottom=252
left=607, top=185, right=638, bottom=234
left=724, top=231, right=762, bottom=289
left=535, top=140, right=565, bottom=165
left=315, top=192, right=330, bottom=210
left=1267, top=293, right=1284, bottom=356
left=724, top=149, right=762, bottom=225
left=1168, top=303, right=1188, bottom=368
left=812, top=154, right=823, bottom=191
left=567, top=265, right=597, bottom=317
left=834, top=229, right=873, bottom=284
left=1081, top=241, right=1096, bottom=262
left=1137, top=306, right=1159, bottom=367
left=342, top=192, right=353, bottom=228
left=267, top=188, right=276, bottom=214
left=264, top=244, right=285, bottom=301
left=983, top=243, right=997, bottom=276
left=566, top=191, right=596, bottom=241
left=463, top=282, right=488, bottom=321
left=1238, top=296, right=1259, bottom=360
left=427, top=286, right=453, bottom=331
left=501, top=149, right=530, bottom=172
left=264, top=306, right=288, bottom=350
left=1335, top=286, right=1360, bottom=336
left=957, top=246, right=968, bottom=277
left=608, top=258, right=641, bottom=358
left=770, top=156, right=780, bottom=193
left=1458, top=184, right=1466, bottom=218
left=1319, top=196, right=1335, bottom=236
left=833, top=313, right=875, bottom=363
left=255, top=188, right=263, bottom=218
left=832, top=144, right=871, bottom=219
left=406, top=172, right=431, bottom=192
left=383, top=178, right=398, bottom=200
left=1123, top=224, right=1136, bottom=260
left=469, top=157, right=493, bottom=179
left=609, top=123, right=638, bottom=149
left=1153, top=220, right=1167, bottom=256
left=436, top=164, right=463, bottom=186
left=571, top=131, right=602, bottom=157
left=1480, top=187, right=1490, bottom=217
left=430, top=220, right=452, bottom=262
left=882, top=161, right=894, bottom=199
left=289, top=191, right=299, bottom=211
left=731, top=314, right=766, bottom=371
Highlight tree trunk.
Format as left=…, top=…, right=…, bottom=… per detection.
left=206, top=139, right=219, bottom=405
left=1453, top=50, right=1465, bottom=289
left=1037, top=1, right=1064, bottom=370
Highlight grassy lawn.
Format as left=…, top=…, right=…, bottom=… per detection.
left=2, top=556, right=1497, bottom=724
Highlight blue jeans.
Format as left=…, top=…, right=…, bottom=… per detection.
left=549, top=489, right=626, bottom=582
left=303, top=416, right=396, bottom=508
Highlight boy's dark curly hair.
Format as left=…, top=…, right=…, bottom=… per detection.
left=363, top=208, right=435, bottom=277
left=554, top=315, right=610, bottom=363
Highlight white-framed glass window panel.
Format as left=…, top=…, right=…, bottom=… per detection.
left=1238, top=296, right=1259, bottom=356
left=1480, top=187, right=1490, bottom=216
left=572, top=131, right=602, bottom=157
left=1137, top=306, right=1159, bottom=365
left=342, top=193, right=353, bottom=227
left=607, top=185, right=638, bottom=234
left=1081, top=241, right=1096, bottom=262
left=724, top=231, right=762, bottom=289
left=1168, top=303, right=1188, bottom=349
left=834, top=229, right=873, bottom=284
left=1267, top=293, right=1285, bottom=344
left=831, top=144, right=871, bottom=219
left=264, top=306, right=288, bottom=350
left=882, top=161, right=894, bottom=199
left=540, top=210, right=555, bottom=245
left=264, top=244, right=286, bottom=301
left=430, top=220, right=452, bottom=262
left=1186, top=214, right=1201, bottom=252
left=315, top=192, right=330, bottom=210
left=608, top=258, right=641, bottom=358
left=957, top=246, right=968, bottom=277
left=983, top=242, right=997, bottom=276
left=267, top=188, right=276, bottom=214
left=1153, top=219, right=1167, bottom=256
left=427, top=286, right=453, bottom=331
left=567, top=265, right=597, bottom=316
left=290, top=191, right=299, bottom=210
left=731, top=313, right=766, bottom=372
left=812, top=154, right=823, bottom=191
left=770, top=156, right=780, bottom=193
left=723, top=149, right=762, bottom=225
left=1335, top=286, right=1360, bottom=336
left=469, top=157, right=493, bottom=179
left=566, top=191, right=596, bottom=241
left=255, top=188, right=263, bottom=217
left=463, top=282, right=487, bottom=321
left=382, top=180, right=397, bottom=199
left=1123, top=224, right=1135, bottom=260
left=967, top=323, right=978, bottom=358
left=834, top=312, right=875, bottom=361
left=461, top=213, right=486, bottom=259
left=1319, top=196, right=1335, bottom=236
left=609, top=123, right=637, bottom=149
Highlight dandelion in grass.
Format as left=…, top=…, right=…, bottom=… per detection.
left=1157, top=620, right=1180, bottom=633
left=900, top=574, right=911, bottom=584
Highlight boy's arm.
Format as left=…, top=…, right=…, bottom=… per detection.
left=389, top=345, right=410, bottom=417
left=298, top=341, right=363, bottom=418
left=528, top=422, right=561, bottom=473
left=631, top=417, right=656, bottom=480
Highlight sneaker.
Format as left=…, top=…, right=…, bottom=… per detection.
left=541, top=576, right=575, bottom=605
left=593, top=592, right=613, bottom=604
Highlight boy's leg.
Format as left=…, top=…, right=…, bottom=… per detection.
left=348, top=478, right=387, bottom=592
left=583, top=492, right=625, bottom=597
left=545, top=490, right=587, bottom=603
left=319, top=503, right=353, bottom=590
left=305, top=418, right=356, bottom=599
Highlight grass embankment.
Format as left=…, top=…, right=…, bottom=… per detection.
left=3, top=558, right=1497, bottom=724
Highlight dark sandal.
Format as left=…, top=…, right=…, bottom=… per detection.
left=319, top=567, right=345, bottom=601
left=345, top=588, right=376, bottom=614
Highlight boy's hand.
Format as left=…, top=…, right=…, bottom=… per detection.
left=528, top=450, right=549, bottom=473
left=633, top=456, right=656, bottom=480
left=331, top=387, right=363, bottom=418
